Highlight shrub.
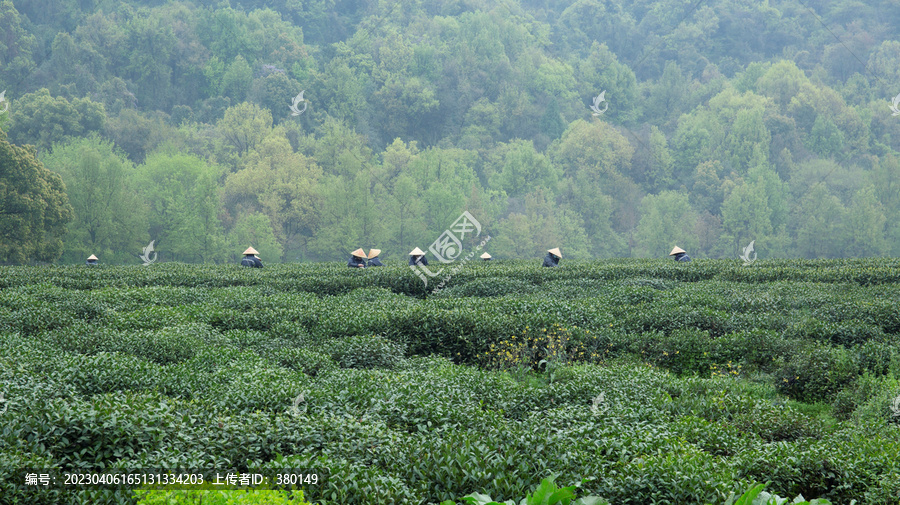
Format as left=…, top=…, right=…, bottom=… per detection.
left=274, top=348, right=336, bottom=376
left=135, top=489, right=311, bottom=504
left=849, top=375, right=900, bottom=426
left=650, top=328, right=715, bottom=375
left=327, top=335, right=406, bottom=369
left=713, top=329, right=796, bottom=373
left=855, top=338, right=900, bottom=377
left=432, top=278, right=538, bottom=298
left=775, top=342, right=860, bottom=402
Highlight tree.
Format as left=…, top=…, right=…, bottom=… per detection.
left=0, top=129, right=73, bottom=263
left=0, top=0, right=37, bottom=89
left=549, top=119, right=634, bottom=182
left=634, top=191, right=697, bottom=258
left=647, top=126, right=674, bottom=191
left=41, top=136, right=148, bottom=264
left=805, top=115, right=844, bottom=159
left=124, top=11, right=177, bottom=110
left=574, top=42, right=640, bottom=124
left=485, top=139, right=560, bottom=197
left=133, top=152, right=226, bottom=263
left=104, top=109, right=170, bottom=163
left=221, top=55, right=253, bottom=102
left=226, top=212, right=283, bottom=264
left=755, top=60, right=807, bottom=109
left=491, top=189, right=591, bottom=259
left=8, top=88, right=106, bottom=153
left=641, top=61, right=693, bottom=124
left=215, top=102, right=273, bottom=168
left=248, top=70, right=302, bottom=123
left=223, top=133, right=322, bottom=260
left=692, top=160, right=725, bottom=214
left=792, top=185, right=847, bottom=259
left=846, top=186, right=888, bottom=257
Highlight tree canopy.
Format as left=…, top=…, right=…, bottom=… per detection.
left=0, top=0, right=898, bottom=263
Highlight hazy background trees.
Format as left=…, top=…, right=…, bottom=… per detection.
left=1, top=0, right=899, bottom=263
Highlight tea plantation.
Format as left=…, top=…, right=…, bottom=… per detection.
left=1, top=259, right=899, bottom=504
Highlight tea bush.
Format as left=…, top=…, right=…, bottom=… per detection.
left=274, top=348, right=336, bottom=376
left=3, top=259, right=900, bottom=504
left=327, top=334, right=406, bottom=370
left=775, top=342, right=860, bottom=402
left=135, top=489, right=311, bottom=505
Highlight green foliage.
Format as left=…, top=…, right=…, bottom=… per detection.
left=2, top=0, right=900, bottom=264
left=41, top=135, right=148, bottom=264
left=133, top=152, right=226, bottom=263
left=0, top=129, right=73, bottom=263
left=135, top=488, right=310, bottom=504
left=7, top=88, right=106, bottom=152
left=444, top=475, right=609, bottom=505
left=775, top=342, right=859, bottom=403
left=3, top=247, right=900, bottom=504
left=328, top=334, right=407, bottom=370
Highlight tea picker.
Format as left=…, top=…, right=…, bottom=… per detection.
left=409, top=247, right=429, bottom=266
left=348, top=248, right=367, bottom=268
left=480, top=252, right=492, bottom=261
left=86, top=254, right=99, bottom=266
left=241, top=246, right=263, bottom=268
left=669, top=245, right=691, bottom=262
left=542, top=248, right=561, bottom=267
left=367, top=249, right=383, bottom=267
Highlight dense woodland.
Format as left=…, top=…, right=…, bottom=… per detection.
left=2, top=0, right=900, bottom=264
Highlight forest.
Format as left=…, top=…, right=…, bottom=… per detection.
left=2, top=0, right=900, bottom=264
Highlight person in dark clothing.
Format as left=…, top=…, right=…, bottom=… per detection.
left=480, top=252, right=492, bottom=261
left=409, top=247, right=428, bottom=266
left=542, top=248, right=561, bottom=267
left=367, top=249, right=384, bottom=267
left=86, top=254, right=99, bottom=266
left=669, top=246, right=691, bottom=262
left=241, top=247, right=263, bottom=268
left=348, top=248, right=367, bottom=268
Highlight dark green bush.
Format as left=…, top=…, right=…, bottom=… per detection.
left=327, top=335, right=406, bottom=370
left=650, top=328, right=715, bottom=375
left=775, top=342, right=859, bottom=402
left=713, top=329, right=796, bottom=373
left=275, top=347, right=336, bottom=376
left=432, top=278, right=538, bottom=298
left=855, top=338, right=900, bottom=377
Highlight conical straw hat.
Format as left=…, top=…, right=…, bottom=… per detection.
left=548, top=247, right=561, bottom=257
left=351, top=248, right=366, bottom=258
left=409, top=247, right=425, bottom=256
left=87, top=254, right=98, bottom=260
left=243, top=246, right=259, bottom=255
left=480, top=252, right=491, bottom=259
left=669, top=246, right=686, bottom=256
left=368, top=249, right=381, bottom=259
